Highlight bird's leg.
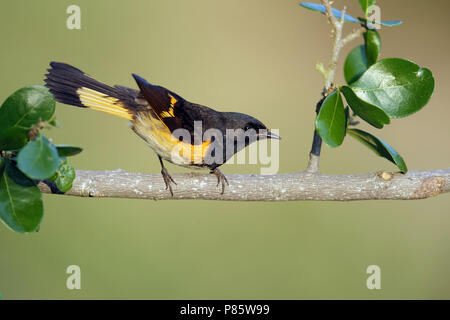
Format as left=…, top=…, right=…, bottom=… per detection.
left=211, top=168, right=229, bottom=194
left=158, top=156, right=176, bottom=196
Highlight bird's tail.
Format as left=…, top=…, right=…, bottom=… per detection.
left=44, top=62, right=134, bottom=120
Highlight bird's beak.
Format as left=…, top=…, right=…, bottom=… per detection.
left=261, top=131, right=281, bottom=140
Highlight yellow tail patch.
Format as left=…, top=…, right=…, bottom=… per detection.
left=77, top=87, right=132, bottom=120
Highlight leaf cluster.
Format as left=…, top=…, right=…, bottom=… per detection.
left=301, top=1, right=434, bottom=173
left=0, top=86, right=82, bottom=233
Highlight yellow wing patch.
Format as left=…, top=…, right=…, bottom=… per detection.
left=160, top=93, right=177, bottom=118
left=77, top=87, right=132, bottom=120
left=168, top=93, right=177, bottom=108
left=160, top=111, right=174, bottom=118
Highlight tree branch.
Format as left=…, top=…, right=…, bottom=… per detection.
left=38, top=168, right=450, bottom=201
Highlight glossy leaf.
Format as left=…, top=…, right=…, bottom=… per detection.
left=299, top=2, right=359, bottom=23
left=56, top=144, right=83, bottom=157
left=0, top=85, right=55, bottom=150
left=0, top=128, right=28, bottom=152
left=0, top=159, right=43, bottom=233
left=347, top=128, right=407, bottom=173
left=54, top=163, right=76, bottom=192
left=358, top=0, right=376, bottom=16
left=17, top=134, right=60, bottom=180
left=344, top=46, right=369, bottom=84
left=364, top=30, right=381, bottom=66
left=341, top=86, right=390, bottom=129
left=315, top=89, right=346, bottom=147
left=350, top=58, right=435, bottom=118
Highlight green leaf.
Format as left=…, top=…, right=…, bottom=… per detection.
left=344, top=46, right=369, bottom=85
left=54, top=163, right=76, bottom=192
left=17, top=134, right=60, bottom=180
left=0, top=159, right=43, bottom=233
left=48, top=118, right=62, bottom=128
left=358, top=0, right=376, bottom=17
left=350, top=58, right=435, bottom=118
left=55, top=144, right=83, bottom=157
left=0, top=128, right=29, bottom=152
left=364, top=30, right=381, bottom=66
left=0, top=85, right=55, bottom=150
left=341, top=86, right=390, bottom=129
left=347, top=128, right=407, bottom=173
left=315, top=89, right=346, bottom=147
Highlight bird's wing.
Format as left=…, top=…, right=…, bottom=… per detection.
left=131, top=73, right=197, bottom=133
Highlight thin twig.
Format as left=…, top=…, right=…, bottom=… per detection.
left=322, top=0, right=338, bottom=27
left=322, top=0, right=346, bottom=90
left=306, top=1, right=366, bottom=173
left=342, top=27, right=366, bottom=45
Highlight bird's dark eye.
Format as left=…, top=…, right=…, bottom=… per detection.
left=244, top=125, right=251, bottom=131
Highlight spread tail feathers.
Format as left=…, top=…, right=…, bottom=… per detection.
left=44, top=62, right=134, bottom=120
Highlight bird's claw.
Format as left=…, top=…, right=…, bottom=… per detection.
left=212, top=168, right=229, bottom=195
left=161, top=167, right=176, bottom=196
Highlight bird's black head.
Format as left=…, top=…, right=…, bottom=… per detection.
left=222, top=112, right=280, bottom=143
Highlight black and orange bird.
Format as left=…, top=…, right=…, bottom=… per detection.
left=44, top=62, right=280, bottom=195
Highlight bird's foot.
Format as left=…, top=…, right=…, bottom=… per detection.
left=161, top=167, right=176, bottom=196
left=211, top=168, right=229, bottom=195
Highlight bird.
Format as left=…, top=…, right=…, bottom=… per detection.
left=44, top=62, right=280, bottom=195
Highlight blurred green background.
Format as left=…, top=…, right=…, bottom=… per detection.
left=1, top=0, right=449, bottom=299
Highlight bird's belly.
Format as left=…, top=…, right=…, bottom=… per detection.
left=130, top=114, right=210, bottom=167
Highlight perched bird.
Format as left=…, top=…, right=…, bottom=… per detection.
left=44, top=62, right=280, bottom=195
